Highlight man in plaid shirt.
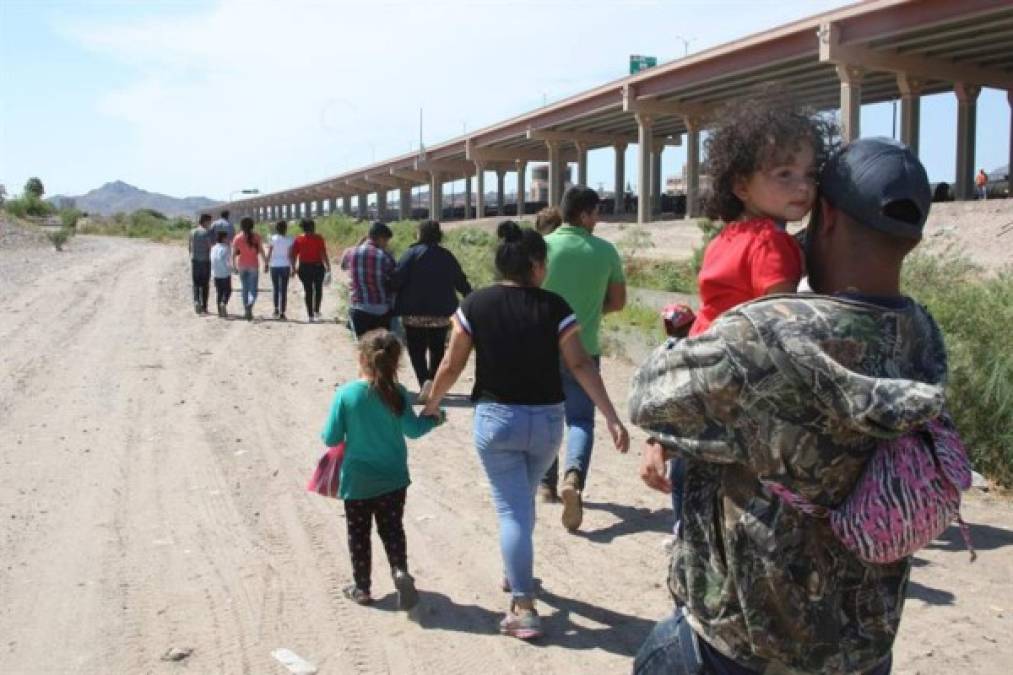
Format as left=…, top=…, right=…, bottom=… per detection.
left=341, top=221, right=396, bottom=336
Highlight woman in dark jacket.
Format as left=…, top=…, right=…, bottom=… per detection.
left=391, top=220, right=472, bottom=393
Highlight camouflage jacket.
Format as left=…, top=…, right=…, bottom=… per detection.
left=629, top=294, right=948, bottom=674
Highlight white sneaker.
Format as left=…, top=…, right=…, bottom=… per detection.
left=416, top=380, right=433, bottom=405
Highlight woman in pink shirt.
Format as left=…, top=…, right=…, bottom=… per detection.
left=233, top=217, right=268, bottom=321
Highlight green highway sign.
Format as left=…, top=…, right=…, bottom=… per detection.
left=630, top=54, right=658, bottom=74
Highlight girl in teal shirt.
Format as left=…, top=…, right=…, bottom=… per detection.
left=321, top=329, right=442, bottom=609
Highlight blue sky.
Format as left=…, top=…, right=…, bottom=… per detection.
left=1, top=0, right=1009, bottom=201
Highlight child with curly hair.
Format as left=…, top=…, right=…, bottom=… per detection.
left=665, top=96, right=834, bottom=537
left=689, top=94, right=835, bottom=336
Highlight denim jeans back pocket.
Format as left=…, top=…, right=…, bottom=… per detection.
left=474, top=404, right=524, bottom=453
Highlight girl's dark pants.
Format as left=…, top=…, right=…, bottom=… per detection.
left=343, top=488, right=408, bottom=593
left=404, top=325, right=448, bottom=388
left=270, top=266, right=290, bottom=313
left=298, top=263, right=325, bottom=316
left=214, top=277, right=232, bottom=308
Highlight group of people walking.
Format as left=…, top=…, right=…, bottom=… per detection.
left=188, top=210, right=331, bottom=322
left=321, top=191, right=632, bottom=639
left=198, top=91, right=963, bottom=673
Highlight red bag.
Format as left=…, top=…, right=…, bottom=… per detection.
left=306, top=443, right=345, bottom=498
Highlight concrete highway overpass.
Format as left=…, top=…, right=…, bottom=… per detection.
left=209, top=0, right=1013, bottom=225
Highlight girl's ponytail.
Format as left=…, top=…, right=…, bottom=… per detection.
left=361, top=330, right=405, bottom=416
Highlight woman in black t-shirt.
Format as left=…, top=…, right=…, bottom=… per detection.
left=422, top=221, right=629, bottom=640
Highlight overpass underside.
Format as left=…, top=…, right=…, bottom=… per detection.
left=214, top=0, right=1013, bottom=227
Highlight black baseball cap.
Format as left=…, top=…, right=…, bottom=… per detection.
left=368, top=221, right=393, bottom=239
left=820, top=137, right=931, bottom=240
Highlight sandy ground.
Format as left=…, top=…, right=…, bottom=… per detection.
left=0, top=232, right=1011, bottom=675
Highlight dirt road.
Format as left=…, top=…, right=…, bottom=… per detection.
left=1, top=235, right=1010, bottom=674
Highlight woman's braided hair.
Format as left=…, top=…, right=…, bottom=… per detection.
left=359, top=329, right=405, bottom=416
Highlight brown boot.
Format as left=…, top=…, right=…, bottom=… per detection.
left=560, top=470, right=583, bottom=531
left=537, top=483, right=558, bottom=504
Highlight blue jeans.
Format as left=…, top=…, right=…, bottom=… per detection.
left=238, top=268, right=259, bottom=308
left=634, top=610, right=894, bottom=675
left=542, top=356, right=599, bottom=490
left=270, top=266, right=290, bottom=313
left=474, top=402, right=564, bottom=600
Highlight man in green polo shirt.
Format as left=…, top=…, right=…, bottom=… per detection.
left=540, top=185, right=626, bottom=531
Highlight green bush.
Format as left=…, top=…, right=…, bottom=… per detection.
left=4, top=195, right=55, bottom=218
left=625, top=258, right=696, bottom=293
left=46, top=227, right=74, bottom=251
left=903, top=255, right=1013, bottom=487
left=60, top=208, right=83, bottom=230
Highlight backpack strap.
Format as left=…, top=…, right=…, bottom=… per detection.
left=760, top=480, right=831, bottom=518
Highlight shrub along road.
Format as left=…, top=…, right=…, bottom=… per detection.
left=0, top=234, right=1009, bottom=674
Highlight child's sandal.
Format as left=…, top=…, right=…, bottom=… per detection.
left=342, top=584, right=373, bottom=605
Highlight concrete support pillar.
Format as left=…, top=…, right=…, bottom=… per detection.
left=1008, top=91, right=1013, bottom=197
left=342, top=196, right=352, bottom=216
left=474, top=163, right=486, bottom=219
left=636, top=113, right=654, bottom=224
left=496, top=169, right=506, bottom=216
left=613, top=143, right=627, bottom=216
left=954, top=83, right=980, bottom=200
left=398, top=187, right=411, bottom=220
left=685, top=119, right=702, bottom=219
left=546, top=140, right=563, bottom=207
left=836, top=64, right=864, bottom=143
left=576, top=142, right=589, bottom=187
left=650, top=145, right=664, bottom=216
left=428, top=173, right=442, bottom=220
left=328, top=197, right=337, bottom=214
left=357, top=193, right=368, bottom=219
left=464, top=177, right=472, bottom=219
left=376, top=190, right=387, bottom=220
left=897, top=75, right=923, bottom=156
left=515, top=160, right=527, bottom=217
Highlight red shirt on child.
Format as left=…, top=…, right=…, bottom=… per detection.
left=689, top=218, right=803, bottom=336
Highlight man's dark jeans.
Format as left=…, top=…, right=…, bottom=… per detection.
left=191, top=260, right=211, bottom=311
left=634, top=611, right=893, bottom=675
left=350, top=308, right=391, bottom=337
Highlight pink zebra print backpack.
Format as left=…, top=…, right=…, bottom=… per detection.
left=763, top=416, right=975, bottom=564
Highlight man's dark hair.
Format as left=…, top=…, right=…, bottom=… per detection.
left=220, top=209, right=230, bottom=219
left=275, top=220, right=287, bottom=235
left=561, top=185, right=601, bottom=225
left=216, top=230, right=228, bottom=243
left=300, top=218, right=315, bottom=234
left=418, top=219, right=442, bottom=245
left=199, top=213, right=213, bottom=224
left=369, top=221, right=393, bottom=240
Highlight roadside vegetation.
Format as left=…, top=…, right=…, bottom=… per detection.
left=1, top=177, right=78, bottom=250
left=903, top=255, right=1013, bottom=487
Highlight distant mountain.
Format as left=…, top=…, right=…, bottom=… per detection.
left=48, top=180, right=219, bottom=218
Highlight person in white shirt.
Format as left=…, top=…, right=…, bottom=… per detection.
left=210, top=230, right=232, bottom=317
left=266, top=220, right=295, bottom=320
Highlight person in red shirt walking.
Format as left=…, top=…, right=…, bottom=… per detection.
left=290, top=218, right=331, bottom=322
